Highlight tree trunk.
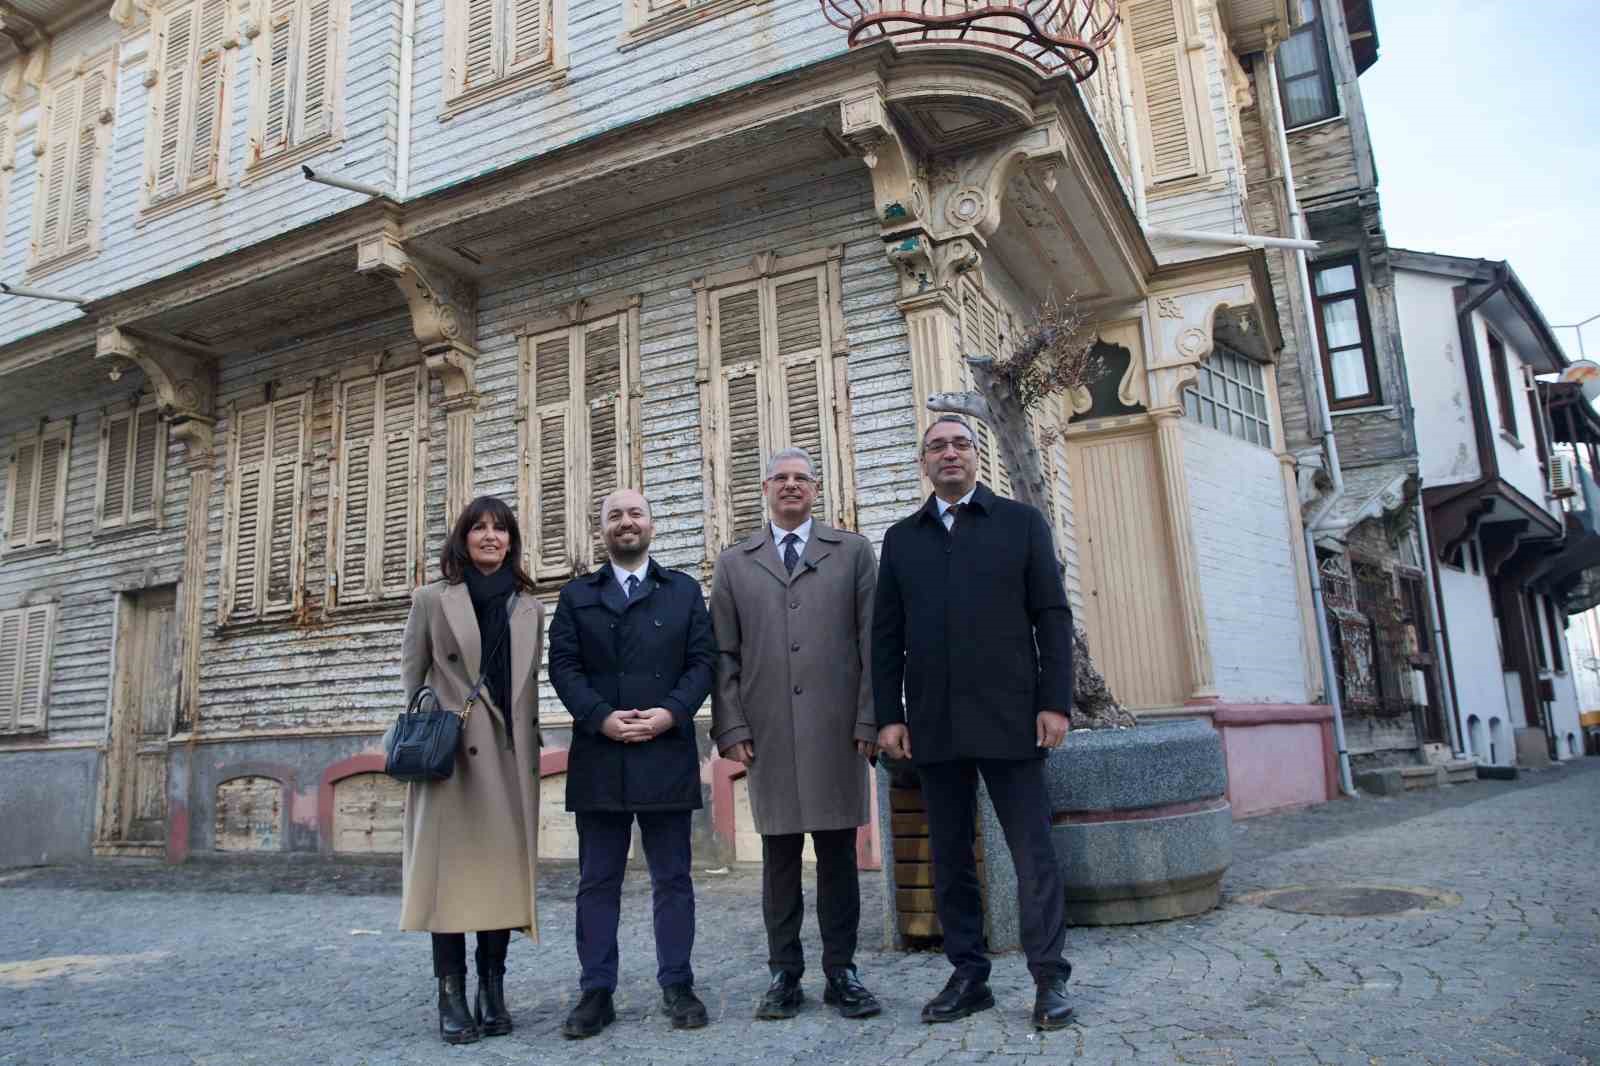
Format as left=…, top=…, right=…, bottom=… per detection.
left=928, top=358, right=1136, bottom=730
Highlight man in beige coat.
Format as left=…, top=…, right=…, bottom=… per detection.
left=710, top=447, right=881, bottom=1021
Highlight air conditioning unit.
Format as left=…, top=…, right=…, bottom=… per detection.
left=1550, top=453, right=1578, bottom=500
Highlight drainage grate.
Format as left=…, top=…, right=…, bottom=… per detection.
left=1243, top=884, right=1459, bottom=917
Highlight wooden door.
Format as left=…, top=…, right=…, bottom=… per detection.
left=97, top=586, right=180, bottom=854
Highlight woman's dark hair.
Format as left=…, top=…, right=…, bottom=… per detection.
left=440, top=495, right=538, bottom=591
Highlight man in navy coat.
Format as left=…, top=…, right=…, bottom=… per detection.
left=548, top=488, right=716, bottom=1039
left=872, top=414, right=1075, bottom=1030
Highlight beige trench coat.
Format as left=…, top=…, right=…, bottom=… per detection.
left=710, top=522, right=877, bottom=836
left=398, top=579, right=543, bottom=937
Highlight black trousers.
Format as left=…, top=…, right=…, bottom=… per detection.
left=918, top=757, right=1069, bottom=984
left=575, top=810, right=695, bottom=992
left=762, top=827, right=860, bottom=978
left=430, top=929, right=512, bottom=979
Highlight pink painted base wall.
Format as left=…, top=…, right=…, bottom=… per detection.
left=1207, top=704, right=1338, bottom=818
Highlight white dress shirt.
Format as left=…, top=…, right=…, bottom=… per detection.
left=771, top=517, right=813, bottom=566
left=613, top=556, right=651, bottom=597
left=937, top=489, right=976, bottom=531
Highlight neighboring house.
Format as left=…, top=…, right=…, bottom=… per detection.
left=1, top=0, right=1343, bottom=889
left=1391, top=251, right=1583, bottom=768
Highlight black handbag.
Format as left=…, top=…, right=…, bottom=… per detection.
left=385, top=593, right=517, bottom=783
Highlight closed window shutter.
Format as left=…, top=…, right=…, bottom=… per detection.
left=229, top=405, right=271, bottom=619
left=714, top=287, right=767, bottom=543
left=530, top=333, right=573, bottom=577
left=462, top=0, right=498, bottom=91
left=1130, top=0, right=1204, bottom=183
left=507, top=0, right=546, bottom=72
left=65, top=67, right=107, bottom=251
left=0, top=610, right=20, bottom=732
left=260, top=0, right=295, bottom=157
left=128, top=407, right=163, bottom=523
left=264, top=396, right=306, bottom=612
left=378, top=368, right=420, bottom=596
left=32, top=435, right=67, bottom=547
left=773, top=272, right=831, bottom=524
left=15, top=604, right=55, bottom=733
left=187, top=0, right=230, bottom=188
left=36, top=86, right=72, bottom=260
left=101, top=410, right=134, bottom=528
left=584, top=321, right=624, bottom=569
left=153, top=2, right=195, bottom=199
left=8, top=440, right=38, bottom=550
left=336, top=376, right=377, bottom=602
left=959, top=285, right=1006, bottom=492
left=299, top=0, right=336, bottom=141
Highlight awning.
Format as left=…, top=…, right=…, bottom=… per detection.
left=1423, top=477, right=1563, bottom=573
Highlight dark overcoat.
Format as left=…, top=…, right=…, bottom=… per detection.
left=709, top=522, right=878, bottom=836
left=548, top=558, right=716, bottom=812
left=871, top=482, right=1074, bottom=764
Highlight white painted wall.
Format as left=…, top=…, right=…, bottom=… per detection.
left=1182, top=417, right=1309, bottom=703
left=1464, top=311, right=1549, bottom=508
left=1395, top=269, right=1481, bottom=488
left=1436, top=554, right=1514, bottom=764
left=1547, top=665, right=1583, bottom=761
left=1566, top=608, right=1600, bottom=711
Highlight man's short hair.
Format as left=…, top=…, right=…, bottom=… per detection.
left=764, top=447, right=817, bottom=480
left=598, top=488, right=652, bottom=523
left=922, top=413, right=977, bottom=448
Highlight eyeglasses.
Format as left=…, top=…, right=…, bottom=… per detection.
left=922, top=436, right=975, bottom=455
left=765, top=473, right=817, bottom=486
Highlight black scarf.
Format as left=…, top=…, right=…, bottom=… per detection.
left=462, top=564, right=517, bottom=748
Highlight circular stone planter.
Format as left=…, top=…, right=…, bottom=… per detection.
left=1044, top=719, right=1231, bottom=926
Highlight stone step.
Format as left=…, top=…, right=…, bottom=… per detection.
left=1400, top=766, right=1445, bottom=790
left=1441, top=759, right=1478, bottom=785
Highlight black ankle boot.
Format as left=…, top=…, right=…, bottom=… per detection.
left=476, top=968, right=512, bottom=1036
left=438, top=975, right=481, bottom=1045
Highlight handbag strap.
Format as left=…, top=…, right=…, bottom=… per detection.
left=461, top=590, right=519, bottom=717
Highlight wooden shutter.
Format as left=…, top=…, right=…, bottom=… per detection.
left=713, top=286, right=768, bottom=543
left=959, top=285, right=1006, bottom=492
left=31, top=433, right=67, bottom=547
left=128, top=407, right=163, bottom=524
left=263, top=395, right=305, bottom=612
left=378, top=368, right=420, bottom=596
left=335, top=376, right=377, bottom=602
left=188, top=0, right=229, bottom=188
left=65, top=66, right=108, bottom=251
left=299, top=0, right=336, bottom=141
left=153, top=2, right=196, bottom=199
left=7, top=439, right=38, bottom=551
left=0, top=610, right=20, bottom=732
left=98, top=403, right=164, bottom=531
left=260, top=0, right=295, bottom=157
left=36, top=83, right=73, bottom=260
left=529, top=332, right=574, bottom=578
left=14, top=604, right=55, bottom=734
left=584, top=320, right=626, bottom=569
left=100, top=410, right=134, bottom=529
left=461, top=0, right=498, bottom=91
left=228, top=405, right=271, bottom=619
left=772, top=271, right=832, bottom=524
left=507, top=0, right=546, bottom=72
left=1130, top=0, right=1205, bottom=183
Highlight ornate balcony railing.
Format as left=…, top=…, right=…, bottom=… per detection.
left=819, top=0, right=1120, bottom=80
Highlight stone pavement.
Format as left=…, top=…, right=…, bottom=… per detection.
left=3, top=760, right=1597, bottom=1066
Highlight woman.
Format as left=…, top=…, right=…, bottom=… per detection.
left=399, top=496, right=544, bottom=1045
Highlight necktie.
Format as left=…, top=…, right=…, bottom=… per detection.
left=945, top=502, right=965, bottom=531
left=625, top=574, right=640, bottom=600
left=782, top=533, right=800, bottom=574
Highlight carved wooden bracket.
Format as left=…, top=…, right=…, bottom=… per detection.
left=356, top=233, right=479, bottom=395
left=942, top=119, right=1069, bottom=239
left=839, top=92, right=926, bottom=233
left=885, top=233, right=983, bottom=302
left=95, top=326, right=217, bottom=450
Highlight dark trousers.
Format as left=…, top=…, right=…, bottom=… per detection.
left=575, top=810, right=695, bottom=992
left=762, top=827, right=860, bottom=978
left=430, top=929, right=511, bottom=978
left=918, top=758, right=1069, bottom=984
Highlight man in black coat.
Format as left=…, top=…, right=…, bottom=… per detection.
left=872, top=413, right=1075, bottom=1031
left=548, top=488, right=716, bottom=1039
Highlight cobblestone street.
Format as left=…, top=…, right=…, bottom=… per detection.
left=3, top=760, right=1597, bottom=1066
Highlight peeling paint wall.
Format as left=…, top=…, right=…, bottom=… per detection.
left=1394, top=269, right=1483, bottom=488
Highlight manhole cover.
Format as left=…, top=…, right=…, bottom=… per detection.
left=1243, top=884, right=1459, bottom=917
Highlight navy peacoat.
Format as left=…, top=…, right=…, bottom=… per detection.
left=871, top=482, right=1074, bottom=764
left=548, top=558, right=716, bottom=812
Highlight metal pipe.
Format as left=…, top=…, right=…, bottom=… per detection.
left=1553, top=312, right=1599, bottom=357
left=1144, top=226, right=1320, bottom=252
left=1415, top=496, right=1465, bottom=756
left=300, top=165, right=385, bottom=198
left=396, top=0, right=417, bottom=199
left=0, top=281, right=88, bottom=304
left=1111, top=23, right=1146, bottom=224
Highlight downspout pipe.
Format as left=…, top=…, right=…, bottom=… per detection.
left=1267, top=45, right=1354, bottom=797
left=1144, top=227, right=1320, bottom=252
left=396, top=0, right=417, bottom=200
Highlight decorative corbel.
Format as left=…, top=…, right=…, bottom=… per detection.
left=886, top=233, right=983, bottom=302
left=95, top=326, right=218, bottom=451
left=356, top=232, right=479, bottom=394
left=109, top=0, right=151, bottom=29
left=839, top=92, right=926, bottom=232
left=21, top=43, right=48, bottom=92
left=969, top=120, right=1069, bottom=239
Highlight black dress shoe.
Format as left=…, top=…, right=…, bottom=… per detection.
left=920, top=973, right=995, bottom=1024
left=1032, top=975, right=1074, bottom=1030
left=755, top=971, right=804, bottom=1020
left=437, top=975, right=482, bottom=1045
left=562, top=988, right=616, bottom=1040
left=823, top=966, right=881, bottom=1019
left=662, top=983, right=709, bottom=1029
left=475, top=967, right=512, bottom=1037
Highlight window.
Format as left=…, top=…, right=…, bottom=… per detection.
left=247, top=0, right=345, bottom=172
left=31, top=53, right=116, bottom=271
left=957, top=280, right=1014, bottom=496
left=330, top=366, right=424, bottom=606
left=696, top=248, right=855, bottom=553
left=144, top=0, right=235, bottom=211
left=0, top=604, right=57, bottom=735
left=5, top=420, right=72, bottom=555
left=1276, top=0, right=1338, bottom=128
left=444, top=0, right=560, bottom=116
left=96, top=399, right=169, bottom=533
left=520, top=298, right=642, bottom=579
left=221, top=393, right=309, bottom=622
left=621, top=0, right=759, bottom=50
left=1184, top=346, right=1272, bottom=446
left=1127, top=0, right=1213, bottom=186
left=1486, top=330, right=1518, bottom=440
left=1312, top=257, right=1379, bottom=408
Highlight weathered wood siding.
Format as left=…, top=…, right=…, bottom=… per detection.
left=1287, top=117, right=1359, bottom=206
left=0, top=366, right=192, bottom=746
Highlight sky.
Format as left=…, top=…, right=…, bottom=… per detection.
left=1359, top=1, right=1600, bottom=358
